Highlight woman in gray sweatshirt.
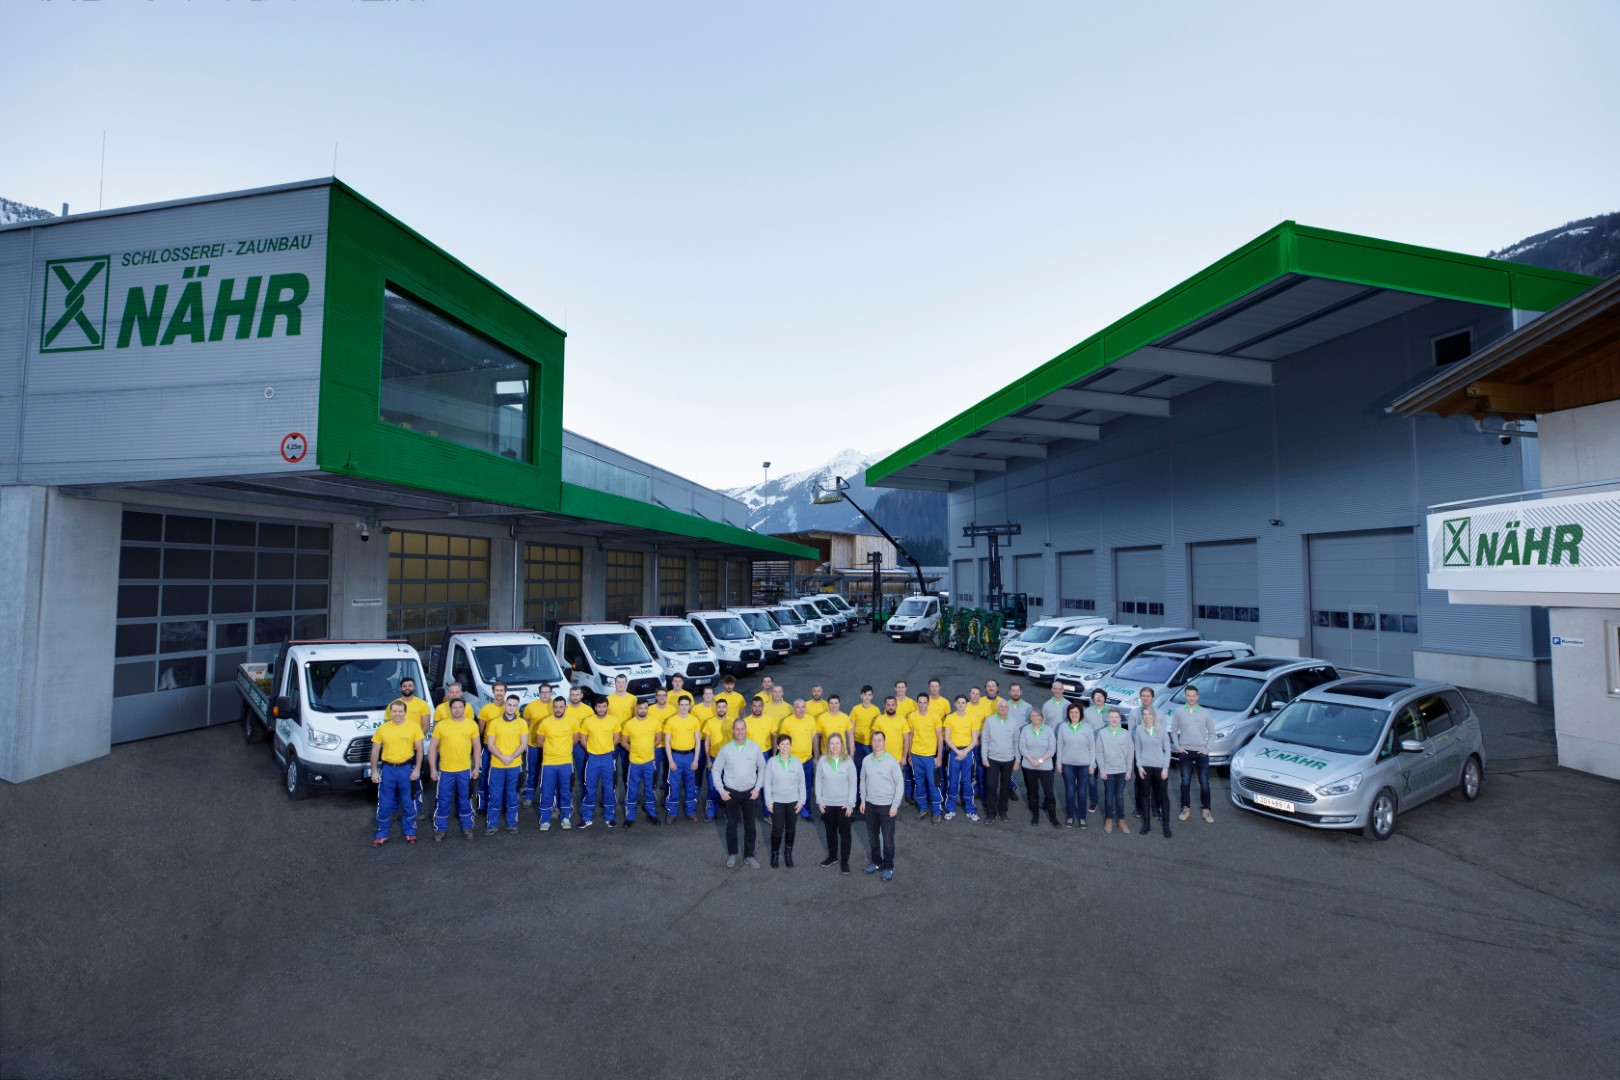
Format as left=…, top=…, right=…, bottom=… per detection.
left=1133, top=707, right=1173, bottom=839
left=764, top=734, right=806, bottom=867
left=816, top=732, right=857, bottom=873
left=1055, top=702, right=1097, bottom=829
left=1017, top=711, right=1059, bottom=828
left=859, top=730, right=905, bottom=880
left=1094, top=708, right=1135, bottom=834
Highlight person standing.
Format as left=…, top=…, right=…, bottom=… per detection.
left=1096, top=708, right=1135, bottom=834
left=663, top=695, right=703, bottom=823
left=484, top=694, right=527, bottom=836
left=859, top=730, right=904, bottom=882
left=815, top=694, right=853, bottom=771
left=1085, top=687, right=1111, bottom=812
left=533, top=696, right=578, bottom=831
left=761, top=684, right=793, bottom=732
left=715, top=676, right=746, bottom=732
left=965, top=686, right=992, bottom=805
left=647, top=685, right=679, bottom=795
left=923, top=680, right=951, bottom=802
left=908, top=692, right=945, bottom=824
left=619, top=700, right=663, bottom=829
left=712, top=718, right=766, bottom=869
left=871, top=696, right=911, bottom=786
left=428, top=697, right=481, bottom=841
left=815, top=732, right=856, bottom=872
left=578, top=697, right=622, bottom=830
left=849, top=686, right=880, bottom=772
left=1134, top=706, right=1173, bottom=839
left=701, top=698, right=732, bottom=822
left=803, top=685, right=830, bottom=726
left=1004, top=682, right=1030, bottom=804
left=1172, top=685, right=1215, bottom=825
left=475, top=681, right=509, bottom=814
left=764, top=734, right=807, bottom=868
left=396, top=676, right=433, bottom=817
left=1018, top=704, right=1059, bottom=827
left=977, top=698, right=1022, bottom=825
left=369, top=699, right=423, bottom=847
left=1041, top=680, right=1069, bottom=732
left=778, top=700, right=819, bottom=820
left=666, top=673, right=694, bottom=708
left=520, top=682, right=555, bottom=807
left=1055, top=702, right=1096, bottom=829
left=942, top=695, right=980, bottom=822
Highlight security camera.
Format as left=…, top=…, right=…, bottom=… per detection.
left=1499, top=435, right=1512, bottom=446
left=358, top=522, right=371, bottom=542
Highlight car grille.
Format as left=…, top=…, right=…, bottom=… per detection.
left=1237, top=777, right=1317, bottom=804
left=686, top=661, right=717, bottom=678
left=1026, top=662, right=1047, bottom=674
left=740, top=648, right=761, bottom=663
left=343, top=738, right=371, bottom=764
left=772, top=638, right=790, bottom=650
left=628, top=678, right=661, bottom=697
left=999, top=655, right=1020, bottom=666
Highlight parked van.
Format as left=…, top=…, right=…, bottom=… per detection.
left=1163, top=656, right=1341, bottom=765
left=1020, top=623, right=1133, bottom=685
left=1097, top=639, right=1255, bottom=723
left=555, top=622, right=663, bottom=702
left=766, top=604, right=817, bottom=652
left=626, top=616, right=721, bottom=691
left=999, top=616, right=1110, bottom=675
left=728, top=607, right=793, bottom=664
left=786, top=599, right=836, bottom=642
left=1055, top=627, right=1201, bottom=700
left=434, top=629, right=565, bottom=714
left=686, top=610, right=766, bottom=675
left=804, top=596, right=850, bottom=633
left=886, top=595, right=941, bottom=642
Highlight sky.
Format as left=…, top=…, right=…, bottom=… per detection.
left=6, top=0, right=1618, bottom=491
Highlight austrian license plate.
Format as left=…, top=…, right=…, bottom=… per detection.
left=746, top=662, right=759, bottom=670
left=1255, top=794, right=1295, bottom=813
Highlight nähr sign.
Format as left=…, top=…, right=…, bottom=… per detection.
left=1427, top=490, right=1620, bottom=601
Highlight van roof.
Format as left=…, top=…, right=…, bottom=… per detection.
left=1091, top=627, right=1198, bottom=642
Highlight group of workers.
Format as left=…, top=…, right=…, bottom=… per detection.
left=368, top=671, right=1222, bottom=881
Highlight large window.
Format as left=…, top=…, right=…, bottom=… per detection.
left=524, top=544, right=583, bottom=634
left=658, top=555, right=687, bottom=616
left=387, top=531, right=491, bottom=658
left=727, top=560, right=749, bottom=605
left=379, top=287, right=532, bottom=462
left=697, top=559, right=720, bottom=609
left=605, top=551, right=644, bottom=623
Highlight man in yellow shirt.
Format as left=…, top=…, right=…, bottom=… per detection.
left=431, top=680, right=467, bottom=733
left=753, top=676, right=775, bottom=706
left=605, top=674, right=638, bottom=791
left=921, top=680, right=951, bottom=811
left=521, top=682, right=556, bottom=807
left=428, top=697, right=481, bottom=841
left=667, top=673, right=694, bottom=708
left=397, top=675, right=433, bottom=816
left=702, top=697, right=734, bottom=821
left=849, top=685, right=881, bottom=773
left=646, top=687, right=679, bottom=799
left=619, top=700, right=664, bottom=828
left=742, top=696, right=778, bottom=823
left=369, top=698, right=423, bottom=846
left=692, top=688, right=720, bottom=821
left=804, top=685, right=830, bottom=723
left=475, top=681, right=509, bottom=814
left=563, top=686, right=593, bottom=795
left=965, top=686, right=991, bottom=807
left=872, top=696, right=911, bottom=779
left=663, top=696, right=703, bottom=823
left=578, top=697, right=622, bottom=829
left=534, top=696, right=580, bottom=830
left=762, top=685, right=792, bottom=729
left=484, top=694, right=528, bottom=836
left=943, top=694, right=981, bottom=821
left=893, top=681, right=918, bottom=721
left=779, top=700, right=819, bottom=820
left=908, top=691, right=945, bottom=823
left=715, top=676, right=745, bottom=730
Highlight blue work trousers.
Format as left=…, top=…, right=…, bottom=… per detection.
left=911, top=756, right=941, bottom=814
left=375, top=762, right=416, bottom=840
left=487, top=766, right=521, bottom=828
left=583, top=753, right=616, bottom=822
left=667, top=751, right=699, bottom=817
left=539, top=764, right=573, bottom=824
left=945, top=753, right=975, bottom=813
left=625, top=760, right=657, bottom=821
left=433, top=769, right=474, bottom=832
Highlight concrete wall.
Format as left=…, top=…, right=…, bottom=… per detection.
left=0, top=487, right=120, bottom=782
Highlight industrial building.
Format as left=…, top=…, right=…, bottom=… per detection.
left=0, top=179, right=813, bottom=784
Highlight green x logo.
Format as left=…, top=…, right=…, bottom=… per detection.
left=40, top=256, right=110, bottom=353
left=1442, top=517, right=1471, bottom=567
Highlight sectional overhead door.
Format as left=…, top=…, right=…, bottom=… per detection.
left=1114, top=546, right=1164, bottom=627
left=1191, top=540, right=1260, bottom=645
left=952, top=559, right=975, bottom=606
left=1014, top=555, right=1045, bottom=615
left=1308, top=528, right=1420, bottom=676
left=1057, top=552, right=1097, bottom=614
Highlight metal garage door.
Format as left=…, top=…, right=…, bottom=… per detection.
left=1014, top=554, right=1044, bottom=614
left=1114, top=546, right=1164, bottom=627
left=1308, top=528, right=1420, bottom=676
left=1191, top=539, right=1260, bottom=645
left=952, top=559, right=975, bottom=606
left=1057, top=551, right=1097, bottom=614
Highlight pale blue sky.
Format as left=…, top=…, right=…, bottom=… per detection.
left=7, top=0, right=1617, bottom=489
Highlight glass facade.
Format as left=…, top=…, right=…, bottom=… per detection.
left=387, top=531, right=491, bottom=659
left=697, top=559, right=720, bottom=609
left=562, top=447, right=651, bottom=501
left=605, top=551, right=644, bottom=623
left=727, top=560, right=749, bottom=606
left=658, top=555, right=687, bottom=616
left=523, top=543, right=583, bottom=635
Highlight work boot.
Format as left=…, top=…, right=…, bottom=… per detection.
left=433, top=830, right=445, bottom=843
left=784, top=845, right=794, bottom=868
left=1163, top=822, right=1173, bottom=839
left=1179, top=806, right=1191, bottom=822
left=770, top=849, right=779, bottom=869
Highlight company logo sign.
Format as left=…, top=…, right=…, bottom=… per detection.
left=1438, top=513, right=1583, bottom=568
left=40, top=256, right=111, bottom=353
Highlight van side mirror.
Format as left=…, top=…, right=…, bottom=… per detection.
left=271, top=695, right=296, bottom=721
left=1399, top=739, right=1425, bottom=754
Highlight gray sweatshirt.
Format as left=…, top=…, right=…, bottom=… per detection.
left=816, top=756, right=856, bottom=807
left=978, top=712, right=1024, bottom=762
left=1094, top=725, right=1135, bottom=774
left=1041, top=696, right=1069, bottom=728
left=1171, top=705, right=1214, bottom=753
left=712, top=739, right=765, bottom=792
left=1055, top=721, right=1096, bottom=768
left=1134, top=723, right=1173, bottom=770
left=763, top=753, right=806, bottom=805
left=1005, top=699, right=1033, bottom=727
left=859, top=752, right=905, bottom=807
left=1017, top=723, right=1057, bottom=770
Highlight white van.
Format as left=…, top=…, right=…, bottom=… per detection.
left=786, top=599, right=836, bottom=642
left=686, top=610, right=767, bottom=675
left=626, top=616, right=721, bottom=691
left=998, top=616, right=1111, bottom=675
left=1055, top=627, right=1201, bottom=701
left=766, top=605, right=818, bottom=652
left=435, top=629, right=566, bottom=714
left=728, top=607, right=793, bottom=664
left=803, top=596, right=850, bottom=633
left=555, top=622, right=663, bottom=702
left=886, top=595, right=941, bottom=642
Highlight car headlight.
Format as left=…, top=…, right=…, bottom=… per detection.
left=1315, top=772, right=1363, bottom=797
left=306, top=725, right=342, bottom=751
left=1212, top=728, right=1231, bottom=742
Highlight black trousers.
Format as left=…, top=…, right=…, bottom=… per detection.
left=770, top=802, right=798, bottom=852
left=1022, top=767, right=1056, bottom=818
left=821, top=804, right=854, bottom=868
left=983, top=759, right=1015, bottom=818
left=723, top=788, right=757, bottom=856
left=864, top=804, right=896, bottom=870
left=1135, top=768, right=1170, bottom=832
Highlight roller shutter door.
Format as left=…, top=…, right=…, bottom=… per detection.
left=1114, top=546, right=1164, bottom=627
left=952, top=559, right=975, bottom=606
left=1057, top=552, right=1097, bottom=614
left=1014, top=554, right=1044, bottom=615
left=1308, top=528, right=1419, bottom=676
left=1191, top=539, right=1260, bottom=645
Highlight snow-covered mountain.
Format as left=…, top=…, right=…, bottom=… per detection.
left=0, top=197, right=55, bottom=226
left=724, top=448, right=883, bottom=534
left=1488, top=211, right=1618, bottom=278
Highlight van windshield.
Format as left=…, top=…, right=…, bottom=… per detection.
left=791, top=604, right=819, bottom=621
left=1019, top=624, right=1060, bottom=645
left=738, top=611, right=781, bottom=634
left=705, top=616, right=753, bottom=641
left=1260, top=700, right=1387, bottom=757
left=649, top=624, right=706, bottom=653
left=582, top=632, right=653, bottom=667
left=1112, top=654, right=1181, bottom=683
left=812, top=599, right=838, bottom=616
left=1075, top=639, right=1131, bottom=667
left=827, top=596, right=852, bottom=612
left=473, top=644, right=563, bottom=686
left=894, top=598, right=931, bottom=617
left=305, top=658, right=426, bottom=713
left=770, top=608, right=804, bottom=626
left=1173, top=673, right=1263, bottom=712
left=1045, top=634, right=1087, bottom=657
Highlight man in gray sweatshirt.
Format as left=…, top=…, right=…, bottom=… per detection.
left=1171, top=684, right=1215, bottom=824
left=858, top=730, right=905, bottom=881
left=712, top=718, right=766, bottom=868
left=977, top=698, right=1023, bottom=825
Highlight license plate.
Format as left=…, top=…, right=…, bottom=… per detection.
left=891, top=635, right=903, bottom=641
left=746, top=662, right=759, bottom=669
left=1255, top=794, right=1295, bottom=813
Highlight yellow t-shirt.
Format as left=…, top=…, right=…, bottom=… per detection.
left=398, top=696, right=432, bottom=730
left=647, top=702, right=678, bottom=729
left=908, top=712, right=941, bottom=757
left=778, top=714, right=818, bottom=762
left=664, top=712, right=702, bottom=753
left=965, top=699, right=993, bottom=730
left=536, top=715, right=579, bottom=766
left=893, top=695, right=918, bottom=720
left=743, top=713, right=776, bottom=757
left=432, top=701, right=472, bottom=739
left=522, top=698, right=556, bottom=745
left=716, top=692, right=745, bottom=722
left=579, top=713, right=622, bottom=756
left=477, top=701, right=505, bottom=733
left=944, top=709, right=978, bottom=749
left=486, top=716, right=527, bottom=768
left=804, top=699, right=830, bottom=722
left=849, top=703, right=880, bottom=745
left=873, top=714, right=910, bottom=761
left=762, top=701, right=792, bottom=727
left=703, top=715, right=732, bottom=756
left=564, top=702, right=595, bottom=729
left=372, top=720, right=423, bottom=765
left=605, top=692, right=637, bottom=724
left=924, top=697, right=951, bottom=726
left=431, top=716, right=480, bottom=773
left=817, top=711, right=853, bottom=748
left=668, top=689, right=694, bottom=707
left=620, top=716, right=663, bottom=765
left=691, top=703, right=716, bottom=727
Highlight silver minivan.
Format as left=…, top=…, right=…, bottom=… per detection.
left=1096, top=639, right=1255, bottom=722
left=1162, top=656, right=1340, bottom=765
left=1230, top=677, right=1486, bottom=841
left=1056, top=627, right=1201, bottom=700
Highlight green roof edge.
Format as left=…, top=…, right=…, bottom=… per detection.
left=559, top=483, right=819, bottom=559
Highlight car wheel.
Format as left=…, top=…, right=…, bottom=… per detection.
left=285, top=755, right=309, bottom=800
left=1365, top=787, right=1397, bottom=841
left=242, top=704, right=265, bottom=744
left=1459, top=755, right=1483, bottom=801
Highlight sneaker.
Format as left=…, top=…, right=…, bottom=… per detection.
left=863, top=863, right=880, bottom=874
left=506, top=825, right=518, bottom=835
left=967, top=812, right=980, bottom=822
left=1179, top=807, right=1191, bottom=822
left=484, top=826, right=498, bottom=837
left=606, top=820, right=617, bottom=830
left=881, top=869, right=893, bottom=882
left=539, top=821, right=551, bottom=832
left=932, top=814, right=942, bottom=825
left=1118, top=818, right=1131, bottom=834
left=1078, top=819, right=1088, bottom=830
left=841, top=866, right=851, bottom=875
left=405, top=835, right=417, bottom=844
left=1203, top=809, right=1215, bottom=824
left=522, top=795, right=533, bottom=808
left=944, top=811, right=956, bottom=821
left=726, top=854, right=737, bottom=869
left=744, top=856, right=760, bottom=869
left=371, top=837, right=388, bottom=847
left=648, top=816, right=662, bottom=827
left=1104, top=819, right=1113, bottom=834
left=982, top=816, right=996, bottom=827
left=624, top=820, right=634, bottom=830
left=434, top=830, right=445, bottom=843
left=580, top=819, right=594, bottom=830
left=561, top=818, right=573, bottom=830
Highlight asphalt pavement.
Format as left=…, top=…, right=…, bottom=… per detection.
left=3, top=629, right=1618, bottom=1080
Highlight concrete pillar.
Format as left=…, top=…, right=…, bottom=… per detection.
left=328, top=522, right=388, bottom=638
left=582, top=546, right=606, bottom=620
left=0, top=487, right=120, bottom=783
left=488, top=534, right=519, bottom=627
